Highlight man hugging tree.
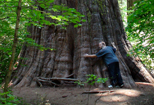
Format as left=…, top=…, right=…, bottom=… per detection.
left=83, top=41, right=124, bottom=88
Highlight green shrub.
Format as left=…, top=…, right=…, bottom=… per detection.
left=0, top=91, right=20, bottom=105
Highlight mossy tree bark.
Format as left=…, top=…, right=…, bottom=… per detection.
left=12, top=0, right=154, bottom=88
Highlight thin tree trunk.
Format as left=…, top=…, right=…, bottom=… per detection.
left=12, top=0, right=154, bottom=88
left=127, top=0, right=137, bottom=9
left=4, top=0, right=22, bottom=93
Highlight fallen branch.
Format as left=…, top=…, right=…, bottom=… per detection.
left=135, top=82, right=154, bottom=86
left=36, top=77, right=78, bottom=87
left=65, top=74, right=74, bottom=78
left=36, top=78, right=60, bottom=87
left=38, top=77, right=78, bottom=81
left=82, top=90, right=114, bottom=94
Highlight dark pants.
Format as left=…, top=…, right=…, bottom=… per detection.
left=107, top=62, right=123, bottom=86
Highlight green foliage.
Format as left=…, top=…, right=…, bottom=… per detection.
left=85, top=74, right=108, bottom=85
left=0, top=0, right=85, bottom=84
left=74, top=80, right=85, bottom=86
left=75, top=74, right=108, bottom=86
left=0, top=90, right=20, bottom=105
left=20, top=0, right=86, bottom=28
left=126, top=0, right=154, bottom=70
left=96, top=78, right=108, bottom=84
left=0, top=0, right=22, bottom=84
left=85, top=74, right=97, bottom=85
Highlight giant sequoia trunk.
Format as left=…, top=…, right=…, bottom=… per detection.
left=12, top=0, right=154, bottom=88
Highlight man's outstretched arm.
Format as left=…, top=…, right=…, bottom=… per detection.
left=83, top=54, right=97, bottom=58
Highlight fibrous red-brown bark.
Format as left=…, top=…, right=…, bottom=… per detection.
left=12, top=0, right=154, bottom=88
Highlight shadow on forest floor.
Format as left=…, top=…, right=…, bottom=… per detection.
left=11, top=82, right=154, bottom=105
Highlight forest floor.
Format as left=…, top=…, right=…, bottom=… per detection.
left=12, top=82, right=154, bottom=105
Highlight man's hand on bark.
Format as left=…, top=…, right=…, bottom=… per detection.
left=83, top=54, right=89, bottom=57
left=111, top=42, right=116, bottom=49
left=83, top=54, right=97, bottom=58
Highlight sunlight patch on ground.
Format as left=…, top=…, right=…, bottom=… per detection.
left=113, top=89, right=142, bottom=97
left=100, top=95, right=129, bottom=102
left=94, top=89, right=142, bottom=103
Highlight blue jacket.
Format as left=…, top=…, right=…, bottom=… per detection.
left=96, top=46, right=119, bottom=65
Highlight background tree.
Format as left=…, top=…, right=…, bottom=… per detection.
left=126, top=0, right=154, bottom=72
left=118, top=0, right=154, bottom=73
left=8, top=0, right=154, bottom=88
left=127, top=0, right=137, bottom=9
left=3, top=0, right=22, bottom=93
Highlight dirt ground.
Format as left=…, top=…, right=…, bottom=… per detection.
left=12, top=82, right=154, bottom=105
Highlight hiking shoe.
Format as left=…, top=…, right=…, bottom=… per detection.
left=115, top=85, right=120, bottom=88
left=108, top=85, right=113, bottom=88
left=115, top=84, right=124, bottom=88
left=120, top=84, right=124, bottom=88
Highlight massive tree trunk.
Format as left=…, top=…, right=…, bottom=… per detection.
left=12, top=0, right=154, bottom=88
